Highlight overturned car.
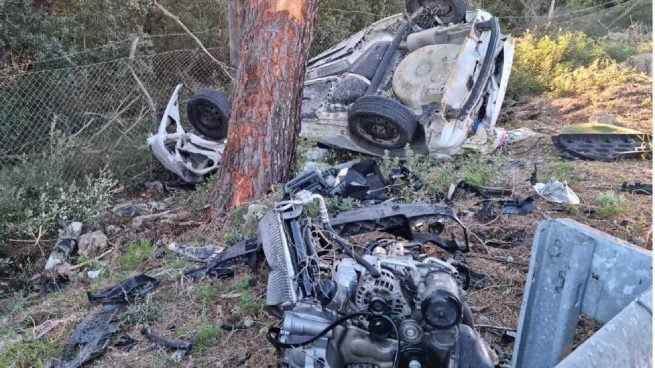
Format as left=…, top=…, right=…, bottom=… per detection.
left=149, top=2, right=514, bottom=182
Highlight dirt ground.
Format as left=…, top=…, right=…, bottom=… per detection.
left=0, top=85, right=652, bottom=368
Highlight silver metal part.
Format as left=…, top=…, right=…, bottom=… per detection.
left=147, top=84, right=224, bottom=183
left=259, top=210, right=298, bottom=306
left=512, top=219, right=652, bottom=368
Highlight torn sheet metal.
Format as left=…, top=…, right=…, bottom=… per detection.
left=330, top=202, right=469, bottom=252
left=147, top=84, right=225, bottom=183
left=87, top=274, right=159, bottom=305
left=167, top=243, right=224, bottom=262
left=49, top=304, right=122, bottom=368
left=552, top=123, right=652, bottom=161
left=185, top=237, right=262, bottom=278
left=533, top=178, right=580, bottom=205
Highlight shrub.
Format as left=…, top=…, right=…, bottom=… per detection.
left=509, top=31, right=605, bottom=95
left=596, top=191, right=627, bottom=219
left=551, top=59, right=649, bottom=97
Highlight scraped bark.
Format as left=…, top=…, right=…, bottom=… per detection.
left=211, top=0, right=319, bottom=213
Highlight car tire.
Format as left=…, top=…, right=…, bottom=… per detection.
left=187, top=90, right=231, bottom=140
left=348, top=95, right=418, bottom=150
left=406, top=0, right=469, bottom=26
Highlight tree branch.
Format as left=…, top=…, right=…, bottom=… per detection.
left=129, top=37, right=158, bottom=125
left=154, top=1, right=235, bottom=81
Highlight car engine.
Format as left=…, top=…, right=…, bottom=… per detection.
left=262, top=192, right=493, bottom=368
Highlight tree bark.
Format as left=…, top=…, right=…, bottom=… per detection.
left=227, top=0, right=247, bottom=67
left=211, top=0, right=319, bottom=213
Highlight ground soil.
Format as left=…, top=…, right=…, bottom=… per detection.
left=1, top=87, right=651, bottom=367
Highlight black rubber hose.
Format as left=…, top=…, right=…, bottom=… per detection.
left=325, top=223, right=381, bottom=278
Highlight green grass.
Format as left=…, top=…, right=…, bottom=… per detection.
left=197, top=284, right=218, bottom=304
left=191, top=323, right=222, bottom=353
left=121, top=294, right=162, bottom=326
left=596, top=191, right=628, bottom=219
left=120, top=239, right=154, bottom=269
left=544, top=162, right=582, bottom=184
left=0, top=336, right=63, bottom=368
left=238, top=292, right=265, bottom=316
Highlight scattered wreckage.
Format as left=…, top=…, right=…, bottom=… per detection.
left=148, top=3, right=515, bottom=183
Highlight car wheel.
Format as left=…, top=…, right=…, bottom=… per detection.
left=348, top=95, right=418, bottom=150
left=187, top=90, right=231, bottom=140
left=406, top=0, right=469, bottom=26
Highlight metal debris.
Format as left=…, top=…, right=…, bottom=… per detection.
left=166, top=242, right=224, bottom=262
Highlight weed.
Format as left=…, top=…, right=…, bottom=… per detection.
left=122, top=294, right=163, bottom=326
left=191, top=323, right=222, bottom=352
left=0, top=336, right=63, bottom=368
left=197, top=284, right=218, bottom=304
left=545, top=162, right=582, bottom=184
left=235, top=275, right=253, bottom=292
left=239, top=292, right=265, bottom=316
left=596, top=191, right=628, bottom=219
left=120, top=239, right=154, bottom=269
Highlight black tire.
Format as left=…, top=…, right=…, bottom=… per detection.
left=348, top=96, right=418, bottom=150
left=187, top=90, right=231, bottom=140
left=406, top=0, right=469, bottom=26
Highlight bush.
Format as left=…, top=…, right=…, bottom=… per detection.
left=551, top=58, right=649, bottom=97
left=509, top=31, right=606, bottom=95
left=596, top=191, right=628, bottom=219
left=0, top=129, right=120, bottom=250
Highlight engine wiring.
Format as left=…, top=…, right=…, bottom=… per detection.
left=267, top=311, right=402, bottom=368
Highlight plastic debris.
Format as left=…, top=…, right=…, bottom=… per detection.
left=552, top=123, right=652, bottom=161
left=166, top=242, right=224, bottom=262
left=44, top=222, right=83, bottom=272
left=620, top=182, right=652, bottom=195
left=534, top=178, right=580, bottom=205
left=501, top=197, right=535, bottom=215
left=49, top=304, right=122, bottom=368
left=87, top=274, right=159, bottom=305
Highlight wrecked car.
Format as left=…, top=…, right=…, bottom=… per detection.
left=260, top=192, right=491, bottom=368
left=148, top=2, right=514, bottom=182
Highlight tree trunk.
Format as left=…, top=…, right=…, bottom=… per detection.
left=211, top=0, right=319, bottom=213
left=227, top=0, right=246, bottom=67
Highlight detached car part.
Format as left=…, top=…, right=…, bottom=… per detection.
left=86, top=274, right=159, bottom=305
left=552, top=123, right=652, bottom=161
left=261, top=192, right=490, bottom=368
left=147, top=84, right=227, bottom=183
left=149, top=6, right=514, bottom=183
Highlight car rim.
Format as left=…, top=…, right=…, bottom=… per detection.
left=422, top=0, right=453, bottom=16
left=357, top=116, right=401, bottom=146
left=195, top=102, right=222, bottom=131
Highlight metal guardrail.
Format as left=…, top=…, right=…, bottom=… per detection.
left=512, top=218, right=652, bottom=368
